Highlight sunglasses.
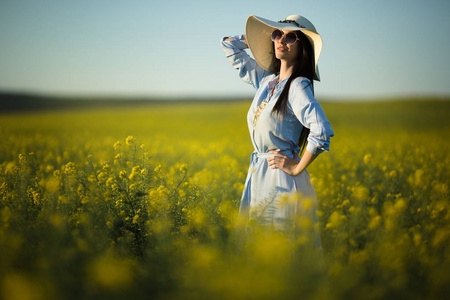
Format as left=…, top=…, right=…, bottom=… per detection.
left=271, top=29, right=300, bottom=45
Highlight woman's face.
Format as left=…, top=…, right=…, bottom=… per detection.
left=273, top=30, right=301, bottom=65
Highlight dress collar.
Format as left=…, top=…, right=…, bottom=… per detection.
left=268, top=75, right=290, bottom=91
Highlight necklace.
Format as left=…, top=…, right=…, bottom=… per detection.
left=253, top=78, right=280, bottom=127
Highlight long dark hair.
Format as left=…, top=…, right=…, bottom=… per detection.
left=271, top=30, right=315, bottom=155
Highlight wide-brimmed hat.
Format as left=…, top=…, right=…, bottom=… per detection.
left=245, top=15, right=322, bottom=81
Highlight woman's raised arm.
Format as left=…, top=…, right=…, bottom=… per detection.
left=220, top=34, right=270, bottom=90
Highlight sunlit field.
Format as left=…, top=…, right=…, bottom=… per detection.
left=0, top=99, right=449, bottom=300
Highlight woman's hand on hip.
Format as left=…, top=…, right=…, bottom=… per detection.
left=267, top=150, right=299, bottom=176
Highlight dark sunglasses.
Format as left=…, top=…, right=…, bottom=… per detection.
left=271, top=29, right=299, bottom=45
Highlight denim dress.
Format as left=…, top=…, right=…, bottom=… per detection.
left=221, top=35, right=334, bottom=232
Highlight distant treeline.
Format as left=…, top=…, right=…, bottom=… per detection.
left=0, top=92, right=249, bottom=112
left=1, top=92, right=449, bottom=113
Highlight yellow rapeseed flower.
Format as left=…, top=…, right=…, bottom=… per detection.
left=368, top=215, right=381, bottom=229
left=325, top=211, right=346, bottom=229
left=179, top=163, right=188, bottom=174
left=431, top=229, right=449, bottom=248
left=128, top=166, right=140, bottom=181
left=393, top=198, right=407, bottom=215
left=352, top=186, right=369, bottom=202
left=349, top=249, right=368, bottom=264
left=341, top=199, right=350, bottom=206
left=64, top=162, right=76, bottom=175
left=44, top=177, right=59, bottom=193
left=1, top=273, right=45, bottom=300
left=413, top=233, right=421, bottom=247
left=363, top=153, right=372, bottom=165
left=97, top=172, right=107, bottom=181
left=132, top=215, right=140, bottom=224
left=125, top=136, right=135, bottom=146
left=190, top=208, right=205, bottom=226
left=106, top=177, right=114, bottom=187
left=88, top=254, right=135, bottom=290
left=119, top=170, right=127, bottom=180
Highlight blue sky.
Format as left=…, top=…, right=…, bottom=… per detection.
left=0, top=0, right=449, bottom=99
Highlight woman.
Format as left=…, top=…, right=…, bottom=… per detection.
left=221, top=15, right=334, bottom=233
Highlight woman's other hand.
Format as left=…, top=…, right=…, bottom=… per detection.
left=267, top=150, right=299, bottom=176
left=224, top=35, right=248, bottom=47
left=268, top=149, right=319, bottom=176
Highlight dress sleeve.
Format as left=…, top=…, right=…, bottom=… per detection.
left=288, top=77, right=334, bottom=155
left=220, top=35, right=270, bottom=90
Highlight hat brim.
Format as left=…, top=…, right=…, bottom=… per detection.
left=245, top=15, right=322, bottom=81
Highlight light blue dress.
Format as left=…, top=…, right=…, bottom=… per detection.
left=221, top=35, right=334, bottom=232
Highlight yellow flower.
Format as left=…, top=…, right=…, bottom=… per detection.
left=190, top=208, right=205, bottom=226
left=408, top=169, right=425, bottom=187
left=88, top=174, right=96, bottom=182
left=341, top=199, right=350, bottom=206
left=413, top=233, right=421, bottom=247
left=119, top=170, right=128, bottom=180
left=368, top=215, right=381, bottom=229
left=132, top=215, right=140, bottom=224
left=88, top=254, right=135, bottom=289
left=393, top=198, right=407, bottom=215
left=128, top=166, right=140, bottom=181
left=363, top=153, right=372, bottom=165
left=157, top=185, right=169, bottom=196
left=431, top=229, right=449, bottom=248
left=388, top=170, right=397, bottom=177
left=64, top=162, right=76, bottom=175
left=325, top=211, right=346, bottom=229
left=106, top=177, right=114, bottom=187
left=349, top=250, right=368, bottom=264
left=129, top=183, right=138, bottom=191
left=179, top=163, right=188, bottom=174
left=352, top=186, right=369, bottom=201
left=45, top=164, right=54, bottom=173
left=125, top=136, right=135, bottom=146
left=102, top=163, right=111, bottom=173
left=113, top=141, right=121, bottom=151
left=97, top=172, right=107, bottom=181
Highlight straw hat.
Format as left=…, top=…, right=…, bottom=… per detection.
left=245, top=15, right=322, bottom=81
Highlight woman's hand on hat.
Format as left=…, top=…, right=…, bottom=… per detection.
left=223, top=35, right=248, bottom=47
left=242, top=34, right=248, bottom=47
left=267, top=150, right=299, bottom=176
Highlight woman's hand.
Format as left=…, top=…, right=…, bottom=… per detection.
left=224, top=35, right=248, bottom=47
left=268, top=149, right=320, bottom=176
left=267, top=150, right=299, bottom=176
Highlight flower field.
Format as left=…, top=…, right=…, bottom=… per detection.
left=0, top=99, right=449, bottom=300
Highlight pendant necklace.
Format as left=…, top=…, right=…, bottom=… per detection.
left=253, top=78, right=279, bottom=127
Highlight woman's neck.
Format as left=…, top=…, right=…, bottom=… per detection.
left=279, top=60, right=295, bottom=82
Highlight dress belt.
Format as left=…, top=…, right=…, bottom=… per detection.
left=250, top=149, right=296, bottom=166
